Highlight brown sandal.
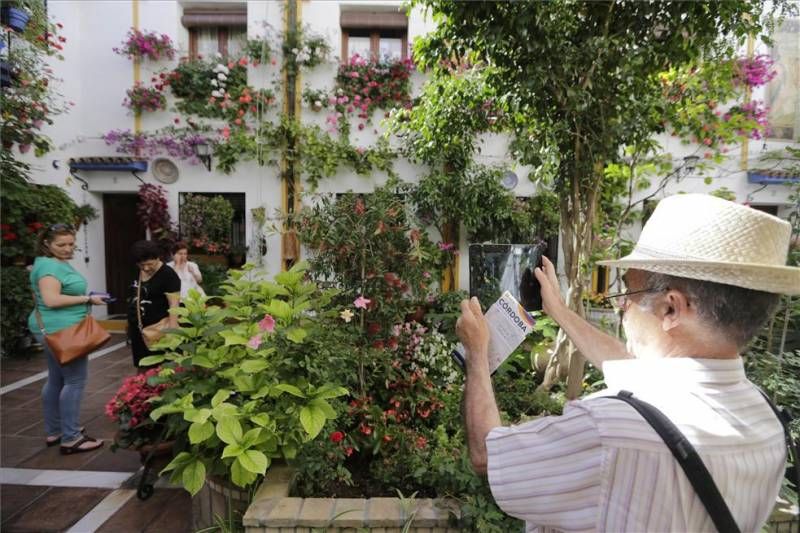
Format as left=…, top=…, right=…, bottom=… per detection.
left=46, top=426, right=86, bottom=447
left=60, top=435, right=103, bottom=455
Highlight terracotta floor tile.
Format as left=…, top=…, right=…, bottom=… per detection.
left=0, top=371, right=38, bottom=387
left=96, top=487, right=189, bottom=533
left=81, top=446, right=142, bottom=472
left=1, top=435, right=44, bottom=467
left=81, top=412, right=118, bottom=441
left=1, top=408, right=43, bottom=435
left=142, top=490, right=192, bottom=533
left=84, top=375, right=124, bottom=394
left=17, top=440, right=104, bottom=470
left=0, top=388, right=40, bottom=409
left=2, top=486, right=109, bottom=532
left=0, top=484, right=49, bottom=524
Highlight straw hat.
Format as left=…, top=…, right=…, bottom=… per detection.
left=598, top=194, right=800, bottom=295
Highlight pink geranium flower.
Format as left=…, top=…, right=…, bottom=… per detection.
left=247, top=334, right=263, bottom=349
left=258, top=314, right=275, bottom=332
left=354, top=295, right=371, bottom=309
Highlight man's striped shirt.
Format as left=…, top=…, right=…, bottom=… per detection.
left=485, top=357, right=785, bottom=532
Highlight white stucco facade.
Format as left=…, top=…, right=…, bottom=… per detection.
left=17, top=1, right=798, bottom=317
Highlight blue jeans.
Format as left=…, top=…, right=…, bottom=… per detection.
left=33, top=333, right=88, bottom=442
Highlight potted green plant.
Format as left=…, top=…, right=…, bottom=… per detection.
left=73, top=203, right=99, bottom=230
left=140, top=262, right=350, bottom=527
left=179, top=193, right=234, bottom=256
left=113, top=28, right=176, bottom=61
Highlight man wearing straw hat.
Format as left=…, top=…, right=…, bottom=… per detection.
left=456, top=193, right=799, bottom=532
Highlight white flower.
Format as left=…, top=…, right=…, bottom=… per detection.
left=217, top=73, right=227, bottom=81
left=291, top=47, right=299, bottom=55
left=211, top=90, right=222, bottom=98
left=220, top=65, right=229, bottom=74
left=210, top=79, right=218, bottom=87
left=214, top=52, right=223, bottom=59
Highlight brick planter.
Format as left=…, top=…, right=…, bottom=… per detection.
left=243, top=465, right=460, bottom=532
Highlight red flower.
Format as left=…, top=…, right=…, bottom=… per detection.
left=2, top=232, right=18, bottom=241
left=354, top=198, right=365, bottom=215
left=415, top=436, right=428, bottom=449
left=344, top=446, right=354, bottom=457
left=359, top=424, right=373, bottom=436
left=329, top=431, right=345, bottom=443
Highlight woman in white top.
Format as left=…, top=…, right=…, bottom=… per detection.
left=167, top=242, right=206, bottom=300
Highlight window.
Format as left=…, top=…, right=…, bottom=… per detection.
left=179, top=192, right=246, bottom=249
left=182, top=6, right=247, bottom=59
left=340, top=10, right=408, bottom=61
left=190, top=26, right=246, bottom=59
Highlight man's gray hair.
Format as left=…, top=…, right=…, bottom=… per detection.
left=639, top=271, right=781, bottom=348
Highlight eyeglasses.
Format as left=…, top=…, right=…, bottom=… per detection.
left=602, top=287, right=664, bottom=309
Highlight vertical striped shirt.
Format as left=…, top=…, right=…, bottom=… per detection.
left=485, top=357, right=786, bottom=532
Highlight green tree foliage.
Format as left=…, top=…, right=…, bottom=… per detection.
left=412, top=0, right=795, bottom=396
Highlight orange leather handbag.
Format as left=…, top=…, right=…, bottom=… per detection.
left=136, top=273, right=170, bottom=349
left=32, top=293, right=111, bottom=365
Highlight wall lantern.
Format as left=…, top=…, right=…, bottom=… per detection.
left=193, top=141, right=213, bottom=172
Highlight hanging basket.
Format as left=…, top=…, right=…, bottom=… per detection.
left=1, top=7, right=31, bottom=33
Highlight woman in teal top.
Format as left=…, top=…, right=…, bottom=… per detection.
left=29, top=224, right=107, bottom=454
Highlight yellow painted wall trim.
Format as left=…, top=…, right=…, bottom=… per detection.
left=132, top=0, right=141, bottom=134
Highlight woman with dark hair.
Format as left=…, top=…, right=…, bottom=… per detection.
left=29, top=223, right=106, bottom=454
left=127, top=240, right=180, bottom=369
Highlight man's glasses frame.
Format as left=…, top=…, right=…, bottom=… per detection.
left=601, top=287, right=664, bottom=309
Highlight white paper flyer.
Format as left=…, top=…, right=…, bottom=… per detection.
left=452, top=291, right=535, bottom=374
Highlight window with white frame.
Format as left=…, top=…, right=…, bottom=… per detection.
left=340, top=10, right=408, bottom=61
left=182, top=6, right=247, bottom=59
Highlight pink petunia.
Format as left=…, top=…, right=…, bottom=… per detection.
left=258, top=314, right=275, bottom=332
left=354, top=295, right=371, bottom=309
left=247, top=334, right=263, bottom=349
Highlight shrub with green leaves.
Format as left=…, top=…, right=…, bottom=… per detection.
left=143, top=262, right=350, bottom=495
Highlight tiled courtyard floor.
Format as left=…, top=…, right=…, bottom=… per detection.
left=1, top=336, right=192, bottom=532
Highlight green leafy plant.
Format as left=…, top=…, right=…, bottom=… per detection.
left=179, top=194, right=235, bottom=254
left=123, top=82, right=166, bottom=114
left=302, top=86, right=329, bottom=111
left=282, top=26, right=330, bottom=75
left=0, top=265, right=35, bottom=356
left=113, top=27, right=176, bottom=61
left=293, top=179, right=443, bottom=331
left=143, top=262, right=350, bottom=495
left=331, top=54, right=414, bottom=136
left=0, top=1, right=69, bottom=155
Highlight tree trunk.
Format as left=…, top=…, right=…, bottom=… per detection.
left=539, top=162, right=601, bottom=399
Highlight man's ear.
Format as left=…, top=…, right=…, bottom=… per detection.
left=661, top=289, right=692, bottom=332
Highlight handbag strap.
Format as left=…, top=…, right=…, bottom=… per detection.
left=136, top=271, right=144, bottom=332
left=754, top=387, right=799, bottom=492
left=31, top=290, right=48, bottom=336
left=30, top=286, right=92, bottom=336
left=607, top=390, right=741, bottom=533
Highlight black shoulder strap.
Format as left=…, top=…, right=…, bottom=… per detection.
left=754, top=387, right=799, bottom=492
left=608, top=391, right=741, bottom=533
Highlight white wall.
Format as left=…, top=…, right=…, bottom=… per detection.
left=20, top=1, right=797, bottom=313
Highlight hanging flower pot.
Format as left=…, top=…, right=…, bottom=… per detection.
left=1, top=7, right=31, bottom=33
